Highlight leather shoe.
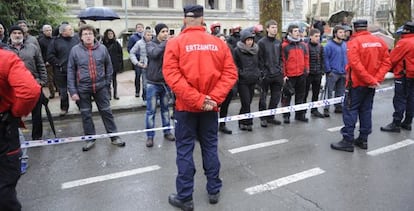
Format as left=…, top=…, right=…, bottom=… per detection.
left=283, top=116, right=290, bottom=124
left=246, top=125, right=253, bottom=131
left=267, top=119, right=281, bottom=125
left=260, top=120, right=268, bottom=127
left=59, top=110, right=68, bottom=117
left=311, top=110, right=325, bottom=118
left=380, top=122, right=401, bottom=133
left=49, top=93, right=55, bottom=99
left=323, top=109, right=330, bottom=117
left=111, top=136, right=125, bottom=147
left=401, top=124, right=412, bottom=131
left=208, top=192, right=220, bottom=204
left=331, top=139, right=354, bottom=152
left=334, top=106, right=343, bottom=113
left=146, top=138, right=154, bottom=147
left=295, top=116, right=309, bottom=122
left=354, top=137, right=367, bottom=150
left=168, top=194, right=193, bottom=211
left=82, top=140, right=96, bottom=151
left=114, top=96, right=120, bottom=100
left=164, top=133, right=176, bottom=141
left=219, top=125, right=232, bottom=134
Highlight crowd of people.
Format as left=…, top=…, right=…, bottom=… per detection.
left=1, top=4, right=414, bottom=210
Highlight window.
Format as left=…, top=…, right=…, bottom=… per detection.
left=312, top=4, right=317, bottom=16
left=103, top=0, right=122, bottom=6
left=284, top=0, right=291, bottom=11
left=67, top=0, right=78, bottom=3
left=205, top=0, right=218, bottom=9
left=132, top=0, right=149, bottom=7
left=320, top=3, right=329, bottom=17
left=158, top=0, right=174, bottom=8
left=236, top=0, right=243, bottom=9
left=183, top=0, right=197, bottom=6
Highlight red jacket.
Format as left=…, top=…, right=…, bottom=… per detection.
left=281, top=38, right=309, bottom=77
left=346, top=31, right=391, bottom=87
left=0, top=49, right=40, bottom=117
left=390, top=33, right=414, bottom=79
left=163, top=26, right=238, bottom=112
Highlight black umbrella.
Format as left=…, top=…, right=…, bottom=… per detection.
left=78, top=7, right=120, bottom=21
left=328, top=10, right=354, bottom=25
left=40, top=92, right=57, bottom=138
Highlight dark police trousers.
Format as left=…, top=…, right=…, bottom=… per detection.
left=0, top=113, right=22, bottom=211
left=392, top=78, right=414, bottom=122
left=174, top=111, right=222, bottom=201
left=341, top=87, right=375, bottom=141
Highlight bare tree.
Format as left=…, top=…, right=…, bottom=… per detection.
left=394, top=0, right=412, bottom=30
left=259, top=0, right=282, bottom=38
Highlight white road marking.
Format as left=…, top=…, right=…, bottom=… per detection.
left=367, top=139, right=414, bottom=156
left=228, top=139, right=289, bottom=154
left=327, top=123, right=359, bottom=132
left=244, top=167, right=325, bottom=195
left=61, top=165, right=161, bottom=189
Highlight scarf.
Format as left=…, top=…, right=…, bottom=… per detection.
left=236, top=41, right=259, bottom=55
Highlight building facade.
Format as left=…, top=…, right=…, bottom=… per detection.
left=67, top=0, right=262, bottom=37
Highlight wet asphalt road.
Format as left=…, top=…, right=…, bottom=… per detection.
left=18, top=82, right=414, bottom=211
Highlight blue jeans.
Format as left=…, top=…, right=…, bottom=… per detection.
left=325, top=72, right=346, bottom=110
left=174, top=111, right=222, bottom=200
left=145, top=83, right=171, bottom=138
left=341, top=87, right=375, bottom=141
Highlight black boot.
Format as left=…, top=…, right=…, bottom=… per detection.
left=401, top=117, right=412, bottom=131
left=354, top=137, right=368, bottom=150
left=331, top=139, right=354, bottom=152
left=219, top=122, right=232, bottom=134
left=380, top=121, right=401, bottom=133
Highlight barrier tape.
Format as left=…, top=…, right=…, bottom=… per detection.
left=219, top=86, right=394, bottom=123
left=21, top=126, right=173, bottom=148
left=21, top=86, right=394, bottom=148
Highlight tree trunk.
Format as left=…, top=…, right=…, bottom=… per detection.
left=259, top=0, right=282, bottom=38
left=395, top=0, right=412, bottom=30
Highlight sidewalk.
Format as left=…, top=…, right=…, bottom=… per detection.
left=39, top=70, right=145, bottom=120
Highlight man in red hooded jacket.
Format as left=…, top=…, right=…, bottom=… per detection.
left=331, top=20, right=391, bottom=152
left=163, top=5, right=237, bottom=210
left=0, top=46, right=41, bottom=211
left=380, top=21, right=414, bottom=133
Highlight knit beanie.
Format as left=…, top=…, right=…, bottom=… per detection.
left=9, top=25, right=23, bottom=33
left=155, top=23, right=168, bottom=36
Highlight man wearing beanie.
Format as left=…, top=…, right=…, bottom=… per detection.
left=8, top=25, right=47, bottom=141
left=163, top=4, right=237, bottom=210
left=144, top=22, right=175, bottom=148
left=330, top=19, right=391, bottom=152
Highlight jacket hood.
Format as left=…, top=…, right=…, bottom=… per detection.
left=240, top=28, right=255, bottom=42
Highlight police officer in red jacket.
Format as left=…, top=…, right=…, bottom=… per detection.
left=331, top=20, right=391, bottom=152
left=0, top=46, right=41, bottom=211
left=163, top=5, right=237, bottom=210
left=380, top=21, right=414, bottom=132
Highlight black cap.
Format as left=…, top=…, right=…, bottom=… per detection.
left=353, top=19, right=368, bottom=28
left=9, top=25, right=23, bottom=33
left=403, top=21, right=414, bottom=32
left=183, top=5, right=204, bottom=17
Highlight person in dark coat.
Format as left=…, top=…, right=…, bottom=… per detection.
left=233, top=28, right=260, bottom=131
left=103, top=29, right=123, bottom=100
left=38, top=24, right=56, bottom=99
left=305, top=28, right=325, bottom=118
left=47, top=23, right=80, bottom=116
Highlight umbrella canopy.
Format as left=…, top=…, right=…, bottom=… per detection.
left=78, top=7, right=120, bottom=21
left=372, top=31, right=395, bottom=49
left=328, top=10, right=354, bottom=25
